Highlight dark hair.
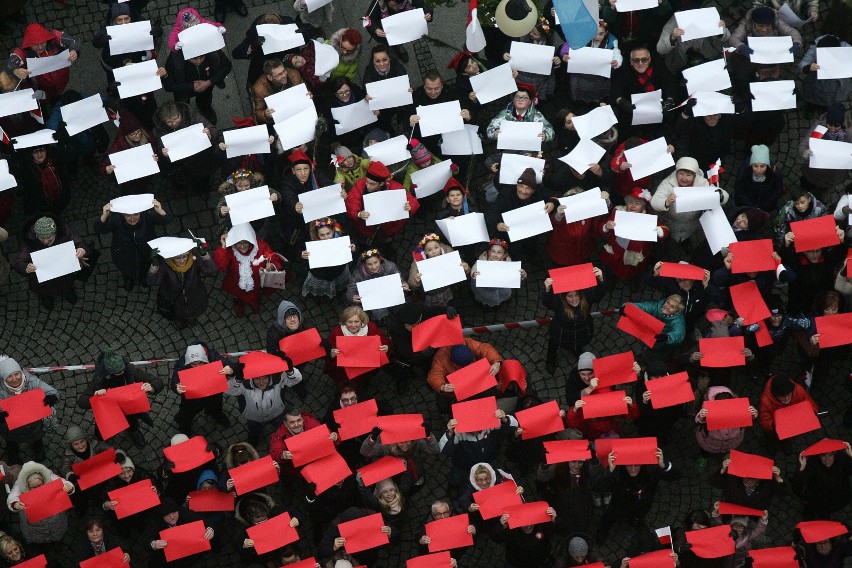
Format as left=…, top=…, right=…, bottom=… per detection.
left=684, top=509, right=713, bottom=530
left=555, top=107, right=577, bottom=129
left=263, top=58, right=285, bottom=76
left=244, top=502, right=269, bottom=524
left=371, top=45, right=391, bottom=58
left=284, top=406, right=303, bottom=418
left=339, top=383, right=358, bottom=396
left=815, top=290, right=841, bottom=314
left=84, top=517, right=104, bottom=532
left=423, top=71, right=442, bottom=83
left=330, top=77, right=355, bottom=94
left=789, top=186, right=810, bottom=202
left=713, top=391, right=734, bottom=401
left=623, top=136, right=644, bottom=151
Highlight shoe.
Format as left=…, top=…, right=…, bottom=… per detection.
left=40, top=296, right=55, bottom=311
left=233, top=300, right=245, bottom=317
left=123, top=278, right=135, bottom=292
left=603, top=493, right=612, bottom=506
left=130, top=429, right=146, bottom=448
left=593, top=493, right=602, bottom=507
left=65, top=289, right=78, bottom=304
left=235, top=1, right=248, bottom=17
left=695, top=456, right=708, bottom=473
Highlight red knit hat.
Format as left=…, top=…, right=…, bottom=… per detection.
left=22, top=24, right=55, bottom=49
left=288, top=148, right=312, bottom=166
left=625, top=187, right=651, bottom=203
left=516, top=82, right=537, bottom=102
left=366, top=161, right=391, bottom=181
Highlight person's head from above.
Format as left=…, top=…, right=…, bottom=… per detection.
left=814, top=539, right=833, bottom=556
left=26, top=472, right=45, bottom=490
left=117, top=452, right=135, bottom=482
left=103, top=350, right=125, bottom=376
left=230, top=169, right=253, bottom=191
left=445, top=185, right=466, bottom=208
left=516, top=167, right=537, bottom=199
left=567, top=459, right=585, bottom=474
left=244, top=501, right=269, bottom=525
left=577, top=351, right=596, bottom=384
left=408, top=138, right=434, bottom=169
left=278, top=545, right=300, bottom=565
left=624, top=187, right=650, bottom=213
left=234, top=239, right=253, bottom=255
left=312, top=218, right=341, bottom=241
left=703, top=113, right=721, bottom=127
left=365, top=161, right=390, bottom=191
left=159, top=102, right=184, bottom=129
left=463, top=56, right=479, bottom=76
left=730, top=516, right=749, bottom=536
left=487, top=239, right=508, bottom=261
left=815, top=290, right=840, bottom=316
left=770, top=372, right=795, bottom=404
left=340, top=306, right=368, bottom=334
left=685, top=509, right=713, bottom=531
left=431, top=500, right=452, bottom=519
left=450, top=344, right=475, bottom=367
left=33, top=216, right=57, bottom=245
left=397, top=302, right=425, bottom=331
left=513, top=84, right=536, bottom=112
left=674, top=157, right=700, bottom=187
left=422, top=71, right=443, bottom=99
left=556, top=107, right=576, bottom=131
left=625, top=464, right=642, bottom=477
left=334, top=143, right=356, bottom=168
left=196, top=476, right=215, bottom=490
left=661, top=294, right=685, bottom=316
left=263, top=59, right=289, bottom=87
left=283, top=306, right=301, bottom=330
left=375, top=479, right=399, bottom=503
left=66, top=425, right=88, bottom=453
left=0, top=357, right=24, bottom=390
left=750, top=144, right=770, bottom=178
left=790, top=188, right=812, bottom=214
left=361, top=249, right=383, bottom=274
left=331, top=77, right=355, bottom=103
left=171, top=252, right=191, bottom=267
left=568, top=536, right=589, bottom=563
left=30, top=146, right=48, bottom=165
left=338, top=383, right=358, bottom=407
left=802, top=248, right=824, bottom=264
left=473, top=464, right=493, bottom=489
left=188, top=54, right=206, bottom=67
left=818, top=450, right=837, bottom=468
left=284, top=407, right=305, bottom=433
left=0, top=536, right=23, bottom=563
left=371, top=45, right=392, bottom=73
left=733, top=212, right=750, bottom=230
left=287, top=54, right=306, bottom=69
left=563, top=290, right=584, bottom=308
left=259, top=13, right=282, bottom=25
left=289, top=149, right=313, bottom=182
left=252, top=374, right=271, bottom=390
left=85, top=518, right=105, bottom=544
left=825, top=103, right=845, bottom=132
left=417, top=233, right=443, bottom=259
left=594, top=21, right=609, bottom=45
left=339, top=28, right=362, bottom=55
left=750, top=7, right=775, bottom=36
left=393, top=439, right=414, bottom=453
left=629, top=46, right=652, bottom=73
left=121, top=211, right=142, bottom=226
left=111, top=3, right=132, bottom=24
left=766, top=295, right=785, bottom=326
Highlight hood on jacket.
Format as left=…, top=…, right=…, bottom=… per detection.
left=276, top=300, right=303, bottom=331
left=235, top=492, right=275, bottom=525
left=469, top=462, right=498, bottom=491
left=224, top=442, right=260, bottom=470
left=330, top=28, right=362, bottom=64
left=15, top=461, right=54, bottom=494
left=196, top=469, right=219, bottom=489
left=21, top=24, right=54, bottom=49
left=706, top=385, right=736, bottom=401
left=674, top=157, right=702, bottom=176
left=225, top=222, right=258, bottom=250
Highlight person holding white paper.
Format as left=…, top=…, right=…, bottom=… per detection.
left=799, top=103, right=850, bottom=196
left=346, top=249, right=409, bottom=321
left=610, top=46, right=677, bottom=138
left=407, top=234, right=470, bottom=307
left=101, top=110, right=161, bottom=195
left=9, top=23, right=82, bottom=101
left=362, top=45, right=412, bottom=134
left=489, top=167, right=555, bottom=263
left=799, top=35, right=852, bottom=108
left=470, top=239, right=527, bottom=308
left=656, top=8, right=729, bottom=73
left=486, top=84, right=555, bottom=143
left=729, top=7, right=802, bottom=81
left=332, top=145, right=371, bottom=190
left=214, top=224, right=282, bottom=317
left=363, top=0, right=434, bottom=64
left=600, top=0, right=673, bottom=54
left=408, top=72, right=472, bottom=154
left=435, top=179, right=479, bottom=223
left=733, top=145, right=784, bottom=213
left=300, top=218, right=357, bottom=298
left=250, top=58, right=305, bottom=124
left=674, top=103, right=733, bottom=175
left=282, top=149, right=336, bottom=241
left=600, top=188, right=668, bottom=285
left=154, top=102, right=217, bottom=196
left=545, top=187, right=612, bottom=267
left=754, top=0, right=819, bottom=24
left=163, top=46, right=232, bottom=126
left=651, top=156, right=727, bottom=243
left=503, top=23, right=562, bottom=102
left=14, top=214, right=89, bottom=311
left=560, top=22, right=623, bottom=104
left=14, top=144, right=73, bottom=216
left=216, top=168, right=281, bottom=233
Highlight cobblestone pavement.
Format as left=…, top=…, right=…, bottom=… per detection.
left=0, top=0, right=849, bottom=566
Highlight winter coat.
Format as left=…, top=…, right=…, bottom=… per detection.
left=9, top=25, right=82, bottom=99
left=783, top=246, right=847, bottom=316
left=773, top=192, right=828, bottom=246
left=593, top=461, right=679, bottom=518
left=646, top=275, right=719, bottom=331
left=565, top=389, right=640, bottom=440
left=657, top=12, right=730, bottom=73
left=799, top=112, right=851, bottom=191
left=225, top=374, right=288, bottom=425
left=486, top=103, right=555, bottom=141
left=265, top=300, right=320, bottom=362
left=99, top=120, right=162, bottom=196
left=758, top=379, right=818, bottom=432
left=230, top=12, right=301, bottom=89
left=346, top=259, right=404, bottom=320
left=73, top=531, right=126, bottom=563
left=599, top=206, right=669, bottom=280
left=326, top=28, right=362, bottom=82
left=426, top=338, right=502, bottom=394
left=695, top=386, right=746, bottom=454
left=631, top=299, right=687, bottom=346
left=12, top=147, right=73, bottom=216
left=145, top=506, right=211, bottom=568
left=163, top=49, right=232, bottom=96
left=345, top=178, right=420, bottom=239
left=800, top=37, right=852, bottom=107
left=674, top=113, right=733, bottom=176
left=710, top=470, right=786, bottom=510
left=147, top=252, right=217, bottom=321
left=60, top=438, right=112, bottom=480
left=77, top=353, right=163, bottom=410
left=651, top=166, right=725, bottom=242
left=269, top=412, right=324, bottom=479
left=734, top=163, right=784, bottom=213
left=167, top=8, right=223, bottom=52
left=250, top=69, right=304, bottom=124
left=729, top=8, right=802, bottom=80
left=537, top=464, right=597, bottom=535
left=384, top=304, right=448, bottom=366
left=610, top=139, right=652, bottom=197
left=152, top=102, right=217, bottom=181
left=360, top=435, right=439, bottom=486
left=0, top=371, right=58, bottom=444
left=439, top=418, right=519, bottom=486
left=325, top=322, right=391, bottom=384
left=542, top=281, right=605, bottom=350
left=92, top=12, right=161, bottom=78
left=213, top=239, right=281, bottom=302
left=545, top=207, right=605, bottom=267
left=791, top=451, right=851, bottom=517
left=13, top=213, right=87, bottom=298
left=94, top=209, right=172, bottom=281
left=7, top=462, right=73, bottom=543
left=609, top=56, right=678, bottom=123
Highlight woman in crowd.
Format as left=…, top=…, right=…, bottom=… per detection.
left=213, top=223, right=282, bottom=317
left=147, top=239, right=217, bottom=329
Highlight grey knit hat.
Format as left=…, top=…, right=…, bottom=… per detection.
left=0, top=357, right=22, bottom=380
left=103, top=351, right=124, bottom=375
left=568, top=537, right=589, bottom=557
left=65, top=425, right=87, bottom=444
left=577, top=352, right=596, bottom=371
left=33, top=217, right=57, bottom=239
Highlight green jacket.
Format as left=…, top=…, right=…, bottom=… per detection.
left=630, top=299, right=686, bottom=346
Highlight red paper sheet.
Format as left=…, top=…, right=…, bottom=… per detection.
left=699, top=336, right=746, bottom=367
left=748, top=546, right=798, bottom=568
left=774, top=401, right=820, bottom=440
left=791, top=215, right=840, bottom=252
left=504, top=501, right=551, bottom=529
left=285, top=424, right=336, bottom=467
left=659, top=261, right=705, bottom=280
left=704, top=397, right=753, bottom=431
left=104, top=383, right=150, bottom=415
left=452, top=396, right=500, bottom=433
left=629, top=550, right=676, bottom=568
left=581, top=389, right=629, bottom=419
left=20, top=478, right=73, bottom=523
left=163, top=435, right=215, bottom=473
left=160, top=520, right=211, bottom=562
left=337, top=335, right=382, bottom=368
left=358, top=456, right=407, bottom=486
left=279, top=328, right=326, bottom=366
left=728, top=450, right=773, bottom=480
left=229, top=455, right=279, bottom=495
left=343, top=353, right=389, bottom=380
left=285, top=559, right=320, bottom=568
left=497, top=359, right=526, bottom=390
left=610, top=437, right=659, bottom=465
left=178, top=360, right=227, bottom=399
left=0, top=388, right=51, bottom=430
left=729, top=239, right=776, bottom=273
left=376, top=414, right=426, bottom=444
left=647, top=372, right=695, bottom=409
left=300, top=451, right=351, bottom=495
left=729, top=281, right=771, bottom=325
left=472, top=480, right=522, bottom=519
left=407, top=551, right=453, bottom=568
left=187, top=489, right=235, bottom=512
left=246, top=511, right=300, bottom=554
left=685, top=525, right=735, bottom=558
left=14, top=555, right=46, bottom=568
left=72, top=448, right=122, bottom=491
left=592, top=351, right=637, bottom=388
left=447, top=358, right=496, bottom=401
left=617, top=303, right=665, bottom=347
left=796, top=520, right=848, bottom=543
left=515, top=400, right=564, bottom=440
left=718, top=502, right=764, bottom=516
left=549, top=263, right=597, bottom=293
left=240, top=351, right=289, bottom=380
left=411, top=315, right=464, bottom=351
left=815, top=313, right=852, bottom=348
left=426, top=513, right=474, bottom=552
left=544, top=440, right=592, bottom=464
left=338, top=512, right=389, bottom=554
left=802, top=438, right=847, bottom=457
left=79, top=546, right=125, bottom=568
left=108, top=479, right=160, bottom=519
left=754, top=321, right=773, bottom=347
left=90, top=396, right=130, bottom=440
left=333, top=399, right=379, bottom=441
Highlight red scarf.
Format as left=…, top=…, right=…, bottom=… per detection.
left=635, top=67, right=656, bottom=93
left=37, top=159, right=62, bottom=204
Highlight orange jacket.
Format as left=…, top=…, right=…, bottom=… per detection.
left=426, top=338, right=502, bottom=393
left=758, top=379, right=818, bottom=432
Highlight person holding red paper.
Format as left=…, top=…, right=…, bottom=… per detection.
left=647, top=260, right=719, bottom=334
left=494, top=503, right=557, bottom=568
left=545, top=187, right=610, bottom=269
left=794, top=528, right=851, bottom=567
left=385, top=302, right=459, bottom=380
left=758, top=373, right=818, bottom=448
left=695, top=387, right=758, bottom=471
left=325, top=306, right=391, bottom=388
left=620, top=295, right=686, bottom=353
left=0, top=533, right=57, bottom=567
left=99, top=450, right=159, bottom=537
left=145, top=497, right=214, bottom=568
left=711, top=453, right=787, bottom=512
left=541, top=266, right=606, bottom=374
left=457, top=462, right=522, bottom=537
left=316, top=506, right=393, bottom=566
left=170, top=342, right=234, bottom=435
left=427, top=340, right=503, bottom=415
left=7, top=462, right=76, bottom=550
left=742, top=295, right=810, bottom=375
left=265, top=300, right=316, bottom=400
left=360, top=422, right=439, bottom=492
left=270, top=407, right=336, bottom=486
left=439, top=408, right=518, bottom=492
left=76, top=349, right=163, bottom=449
left=355, top=477, right=408, bottom=538
left=781, top=239, right=847, bottom=317
left=565, top=383, right=639, bottom=442
left=791, top=441, right=851, bottom=520
left=0, top=357, right=60, bottom=464
left=414, top=500, right=476, bottom=559
left=774, top=187, right=829, bottom=248
left=536, top=456, right=598, bottom=534
left=225, top=366, right=291, bottom=448
left=72, top=517, right=130, bottom=565
left=234, top=492, right=301, bottom=566
left=711, top=248, right=792, bottom=312
left=794, top=290, right=848, bottom=390
left=634, top=356, right=683, bottom=447
left=59, top=425, right=113, bottom=511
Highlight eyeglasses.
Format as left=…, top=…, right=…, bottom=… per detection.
left=514, top=95, right=530, bottom=101
left=336, top=89, right=352, bottom=97
left=631, top=57, right=651, bottom=64
left=433, top=509, right=451, bottom=518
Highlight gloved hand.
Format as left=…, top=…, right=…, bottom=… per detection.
left=253, top=35, right=266, bottom=47
left=618, top=305, right=626, bottom=316
left=370, top=426, right=382, bottom=441
left=790, top=42, right=801, bottom=57
left=446, top=306, right=458, bottom=319
left=67, top=473, right=79, bottom=483
left=616, top=97, right=636, bottom=111
left=841, top=205, right=851, bottom=215
left=686, top=97, right=697, bottom=109
left=150, top=247, right=161, bottom=261
left=115, top=452, right=126, bottom=464
left=175, top=41, right=184, bottom=50
left=662, top=97, right=676, bottom=112
left=304, top=482, right=317, bottom=502
left=162, top=460, right=176, bottom=471
left=32, top=90, right=46, bottom=100
left=735, top=44, right=754, bottom=56
left=655, top=333, right=669, bottom=344
left=44, top=394, right=59, bottom=407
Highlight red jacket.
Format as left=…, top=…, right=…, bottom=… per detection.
left=345, top=178, right=420, bottom=238
left=564, top=387, right=640, bottom=440
left=269, top=412, right=323, bottom=478
left=758, top=380, right=818, bottom=432
left=212, top=239, right=280, bottom=301
left=610, top=140, right=651, bottom=198
left=324, top=322, right=392, bottom=383
left=545, top=211, right=604, bottom=267
left=14, top=27, right=72, bottom=100
left=598, top=208, right=669, bottom=281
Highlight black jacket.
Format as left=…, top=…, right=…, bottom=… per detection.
left=94, top=208, right=172, bottom=281
left=163, top=49, right=232, bottom=94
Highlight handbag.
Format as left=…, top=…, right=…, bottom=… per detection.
left=260, top=253, right=288, bottom=289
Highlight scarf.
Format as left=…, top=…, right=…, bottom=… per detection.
left=234, top=246, right=256, bottom=292
left=3, top=375, right=26, bottom=396
left=824, top=128, right=847, bottom=142
left=340, top=324, right=368, bottom=337
left=37, top=159, right=62, bottom=204
left=635, top=67, right=656, bottom=93
left=166, top=256, right=194, bottom=272
left=752, top=173, right=766, bottom=183
left=91, top=541, right=106, bottom=555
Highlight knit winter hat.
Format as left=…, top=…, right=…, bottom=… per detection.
left=396, top=302, right=424, bottom=325
left=110, top=3, right=131, bottom=22
left=448, top=51, right=473, bottom=73
left=517, top=167, right=537, bottom=189
left=770, top=373, right=795, bottom=398
left=184, top=344, right=209, bottom=365
left=0, top=358, right=22, bottom=380
left=450, top=344, right=475, bottom=366
left=170, top=433, right=189, bottom=446
left=577, top=352, right=596, bottom=370
left=826, top=103, right=845, bottom=127
left=33, top=217, right=56, bottom=238
left=767, top=295, right=785, bottom=315
left=568, top=537, right=589, bottom=557
left=366, top=161, right=391, bottom=182
left=103, top=351, right=124, bottom=375
left=65, top=425, right=87, bottom=444
left=751, top=6, right=775, bottom=25
left=116, top=451, right=135, bottom=471
left=158, top=497, right=180, bottom=516
left=816, top=35, right=841, bottom=48
left=674, top=157, right=701, bottom=175
left=750, top=144, right=770, bottom=166
left=409, top=138, right=433, bottom=168
left=334, top=146, right=354, bottom=160
left=117, top=109, right=144, bottom=136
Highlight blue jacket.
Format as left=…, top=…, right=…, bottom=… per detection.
left=631, top=299, right=686, bottom=346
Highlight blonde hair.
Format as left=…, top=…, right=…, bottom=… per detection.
left=339, top=306, right=369, bottom=326
left=474, top=464, right=492, bottom=481
left=0, top=535, right=24, bottom=560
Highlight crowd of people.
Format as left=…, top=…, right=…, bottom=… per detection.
left=0, top=0, right=850, bottom=566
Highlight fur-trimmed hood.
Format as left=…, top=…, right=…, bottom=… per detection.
left=235, top=492, right=275, bottom=525
left=224, top=442, right=260, bottom=470
left=329, top=28, right=361, bottom=64
left=15, top=461, right=54, bottom=494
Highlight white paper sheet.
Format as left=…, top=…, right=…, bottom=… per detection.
left=364, top=135, right=410, bottom=165
left=497, top=121, right=543, bottom=152
left=31, top=241, right=80, bottom=283
left=748, top=36, right=794, bottom=64
left=178, top=23, right=226, bottom=59
left=0, top=89, right=38, bottom=118
left=559, top=138, right=606, bottom=174
left=109, top=143, right=159, bottom=184
left=357, top=274, right=406, bottom=311
left=26, top=50, right=72, bottom=77
left=571, top=105, right=618, bottom=139
left=564, top=47, right=614, bottom=78
left=114, top=59, right=162, bottom=98
left=313, top=40, right=340, bottom=77
left=224, top=185, right=276, bottom=225
left=110, top=193, right=154, bottom=214
left=509, top=41, right=556, bottom=75
left=274, top=107, right=318, bottom=151
left=436, top=213, right=490, bottom=247
left=332, top=99, right=378, bottom=135
left=468, top=63, right=517, bottom=104
left=300, top=184, right=347, bottom=223
left=11, top=129, right=57, bottom=150
left=257, top=23, right=305, bottom=54
left=502, top=201, right=552, bottom=241
left=306, top=236, right=353, bottom=269
left=691, top=90, right=735, bottom=117
left=366, top=75, right=413, bottom=110
left=382, top=8, right=428, bottom=46
left=750, top=80, right=796, bottom=112
left=557, top=187, right=609, bottom=224
left=808, top=138, right=852, bottom=170
left=475, top=260, right=522, bottom=288
left=417, top=251, right=467, bottom=292
left=699, top=205, right=737, bottom=254
left=0, top=160, right=18, bottom=192
left=779, top=3, right=808, bottom=28
left=416, top=101, right=464, bottom=137
left=816, top=47, right=852, bottom=80
left=624, top=137, right=675, bottom=180
left=160, top=123, right=211, bottom=162
left=671, top=187, right=720, bottom=213
left=499, top=154, right=545, bottom=184
left=411, top=160, right=453, bottom=198
left=682, top=58, right=731, bottom=95
left=440, top=124, right=483, bottom=155
left=60, top=94, right=108, bottom=137
left=631, top=89, right=663, bottom=125
left=224, top=223, right=256, bottom=247
left=675, top=8, right=724, bottom=42
left=264, top=83, right=314, bottom=123
left=108, top=20, right=154, bottom=55
left=148, top=236, right=195, bottom=259
left=363, top=189, right=409, bottom=226
left=223, top=125, right=271, bottom=158
left=615, top=0, right=658, bottom=11
left=305, top=0, right=334, bottom=11
left=614, top=210, right=658, bottom=242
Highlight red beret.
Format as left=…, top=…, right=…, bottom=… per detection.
left=366, top=161, right=391, bottom=181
